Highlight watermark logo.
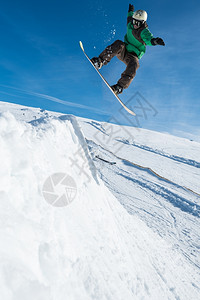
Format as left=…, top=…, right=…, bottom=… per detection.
left=118, top=91, right=158, bottom=128
left=91, top=91, right=158, bottom=156
left=59, top=90, right=158, bottom=184
left=42, top=173, right=77, bottom=207
left=69, top=145, right=91, bottom=183
left=93, top=116, right=133, bottom=154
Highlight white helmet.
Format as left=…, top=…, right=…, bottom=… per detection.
left=133, top=10, right=148, bottom=22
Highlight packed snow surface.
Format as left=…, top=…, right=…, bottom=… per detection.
left=0, top=101, right=200, bottom=300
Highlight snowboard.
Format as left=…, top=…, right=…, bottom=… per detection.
left=79, top=41, right=136, bottom=116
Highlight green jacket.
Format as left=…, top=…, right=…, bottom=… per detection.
left=124, top=11, right=154, bottom=59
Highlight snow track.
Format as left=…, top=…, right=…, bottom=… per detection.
left=118, top=140, right=200, bottom=169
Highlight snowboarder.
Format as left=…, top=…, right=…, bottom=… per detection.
left=91, top=4, right=165, bottom=94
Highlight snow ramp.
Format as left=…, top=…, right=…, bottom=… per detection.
left=0, top=111, right=199, bottom=300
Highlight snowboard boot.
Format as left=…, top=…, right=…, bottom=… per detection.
left=111, top=84, right=124, bottom=95
left=91, top=57, right=105, bottom=70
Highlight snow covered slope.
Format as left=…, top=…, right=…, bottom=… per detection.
left=79, top=117, right=200, bottom=269
left=0, top=101, right=200, bottom=300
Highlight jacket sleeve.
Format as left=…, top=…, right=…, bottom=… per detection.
left=127, top=11, right=134, bottom=25
left=141, top=28, right=154, bottom=46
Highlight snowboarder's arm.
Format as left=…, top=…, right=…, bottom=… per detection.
left=141, top=28, right=154, bottom=46
left=141, top=28, right=165, bottom=46
left=127, top=4, right=134, bottom=25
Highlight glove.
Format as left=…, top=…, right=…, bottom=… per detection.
left=128, top=4, right=134, bottom=12
left=151, top=37, right=165, bottom=46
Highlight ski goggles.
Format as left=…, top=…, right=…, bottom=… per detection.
left=132, top=19, right=143, bottom=27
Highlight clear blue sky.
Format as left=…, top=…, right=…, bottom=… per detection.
left=0, top=0, right=199, bottom=140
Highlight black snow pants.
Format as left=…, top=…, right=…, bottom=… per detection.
left=99, top=40, right=140, bottom=89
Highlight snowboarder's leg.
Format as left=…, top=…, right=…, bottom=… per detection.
left=117, top=52, right=140, bottom=89
left=99, top=40, right=126, bottom=65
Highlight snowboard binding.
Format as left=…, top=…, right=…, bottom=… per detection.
left=111, top=84, right=124, bottom=95
left=91, top=57, right=105, bottom=70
